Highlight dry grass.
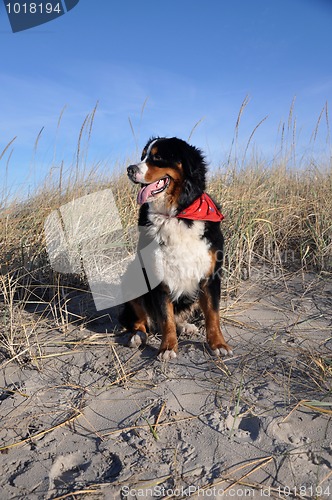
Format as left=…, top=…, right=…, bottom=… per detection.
left=210, top=161, right=332, bottom=288
left=0, top=101, right=331, bottom=363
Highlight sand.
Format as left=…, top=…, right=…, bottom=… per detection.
left=1, top=270, right=332, bottom=499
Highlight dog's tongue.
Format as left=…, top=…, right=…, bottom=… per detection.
left=137, top=178, right=166, bottom=205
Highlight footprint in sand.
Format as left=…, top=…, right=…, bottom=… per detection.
left=226, top=412, right=261, bottom=441
left=47, top=450, right=122, bottom=497
left=267, top=418, right=305, bottom=445
left=206, top=410, right=261, bottom=441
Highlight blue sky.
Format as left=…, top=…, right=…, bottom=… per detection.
left=1, top=0, right=332, bottom=198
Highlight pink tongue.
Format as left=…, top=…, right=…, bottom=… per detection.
left=137, top=179, right=166, bottom=205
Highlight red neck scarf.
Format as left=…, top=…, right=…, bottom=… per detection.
left=176, top=193, right=224, bottom=222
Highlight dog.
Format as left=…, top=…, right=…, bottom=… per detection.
left=119, top=137, right=232, bottom=361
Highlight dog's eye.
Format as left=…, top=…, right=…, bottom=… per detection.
left=152, top=154, right=162, bottom=161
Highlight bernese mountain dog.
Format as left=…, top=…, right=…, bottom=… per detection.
left=120, top=137, right=232, bottom=361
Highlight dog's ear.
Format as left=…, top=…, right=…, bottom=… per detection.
left=173, top=139, right=207, bottom=208
left=169, top=138, right=206, bottom=183
left=182, top=144, right=206, bottom=185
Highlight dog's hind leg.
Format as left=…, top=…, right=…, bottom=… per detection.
left=121, top=300, right=149, bottom=348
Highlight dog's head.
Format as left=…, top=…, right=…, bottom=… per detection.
left=127, top=137, right=207, bottom=213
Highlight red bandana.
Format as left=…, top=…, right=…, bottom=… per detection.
left=176, top=193, right=224, bottom=222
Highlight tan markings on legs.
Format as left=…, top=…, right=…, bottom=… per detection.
left=158, top=300, right=178, bottom=354
left=131, top=300, right=148, bottom=333
left=199, top=284, right=232, bottom=354
left=128, top=300, right=149, bottom=348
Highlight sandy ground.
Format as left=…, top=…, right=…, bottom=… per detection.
left=1, top=270, right=332, bottom=499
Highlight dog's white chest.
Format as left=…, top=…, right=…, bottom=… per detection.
left=147, top=215, right=211, bottom=300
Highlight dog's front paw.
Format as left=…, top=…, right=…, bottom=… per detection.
left=128, top=330, right=148, bottom=348
left=209, top=344, right=233, bottom=357
left=157, top=349, right=177, bottom=361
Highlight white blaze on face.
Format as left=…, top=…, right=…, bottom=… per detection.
left=142, top=139, right=158, bottom=162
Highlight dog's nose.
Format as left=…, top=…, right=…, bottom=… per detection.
left=127, top=164, right=138, bottom=179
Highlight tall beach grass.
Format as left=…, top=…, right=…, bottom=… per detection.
left=0, top=100, right=331, bottom=362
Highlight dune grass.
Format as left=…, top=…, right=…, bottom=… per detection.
left=0, top=101, right=331, bottom=363
left=211, top=160, right=332, bottom=288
